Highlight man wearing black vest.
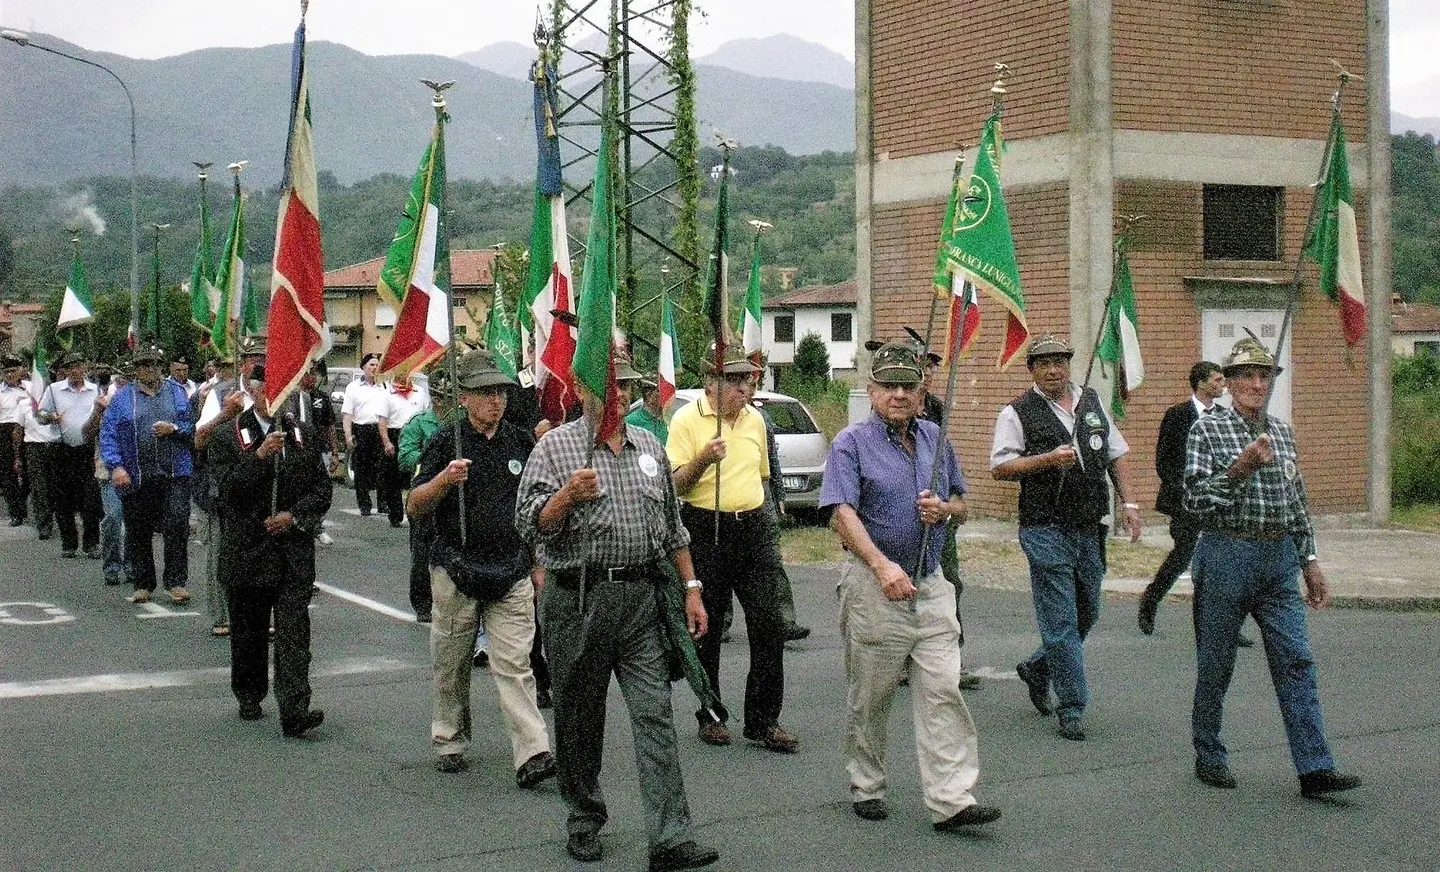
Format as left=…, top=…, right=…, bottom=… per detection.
left=990, top=335, right=1142, bottom=741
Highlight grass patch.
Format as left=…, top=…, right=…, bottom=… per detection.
left=779, top=524, right=845, bottom=564
left=1389, top=503, right=1440, bottom=533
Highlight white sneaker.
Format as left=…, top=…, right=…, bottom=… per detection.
left=317, top=532, right=334, bottom=546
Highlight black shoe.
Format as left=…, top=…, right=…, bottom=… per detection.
left=38, top=531, right=52, bottom=541
left=472, top=649, right=489, bottom=668
left=359, top=509, right=372, bottom=517
left=61, top=549, right=77, bottom=559
left=281, top=709, right=324, bottom=738
left=934, top=804, right=1002, bottom=830
left=238, top=701, right=264, bottom=721
left=1138, top=600, right=1157, bottom=635
left=783, top=623, right=812, bottom=642
left=1057, top=717, right=1086, bottom=742
left=8, top=517, right=24, bottom=527
left=1015, top=661, right=1053, bottom=716
left=389, top=518, right=403, bottom=528
left=435, top=753, right=468, bottom=773
left=1195, top=760, right=1237, bottom=789
left=648, top=840, right=719, bottom=872
left=1300, top=769, right=1361, bottom=798
left=515, top=750, right=557, bottom=788
left=535, top=687, right=553, bottom=709
left=1236, top=633, right=1256, bottom=648
left=415, top=611, right=432, bottom=624
left=104, top=573, right=124, bottom=586
left=566, top=831, right=602, bottom=863
left=852, top=798, right=889, bottom=820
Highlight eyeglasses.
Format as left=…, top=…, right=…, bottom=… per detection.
left=721, top=374, right=754, bottom=386
left=875, top=381, right=921, bottom=394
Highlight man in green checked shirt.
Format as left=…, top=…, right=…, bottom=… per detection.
left=1183, top=336, right=1360, bottom=799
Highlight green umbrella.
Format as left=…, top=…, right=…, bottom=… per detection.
left=655, top=561, right=725, bottom=725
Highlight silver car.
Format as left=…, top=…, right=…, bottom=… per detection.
left=667, top=389, right=830, bottom=513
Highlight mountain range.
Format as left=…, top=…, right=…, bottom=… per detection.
left=1, top=34, right=856, bottom=189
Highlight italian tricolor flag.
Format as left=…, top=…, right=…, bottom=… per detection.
left=740, top=232, right=764, bottom=366
left=658, top=290, right=680, bottom=409
left=1304, top=115, right=1367, bottom=348
left=57, top=245, right=95, bottom=329
left=379, top=112, right=451, bottom=376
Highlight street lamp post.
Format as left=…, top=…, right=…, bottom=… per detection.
left=2, top=28, right=141, bottom=346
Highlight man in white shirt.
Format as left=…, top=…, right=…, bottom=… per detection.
left=37, top=352, right=104, bottom=558
left=21, top=354, right=61, bottom=540
left=377, top=372, right=430, bottom=527
left=0, top=354, right=31, bottom=527
left=342, top=353, right=389, bottom=517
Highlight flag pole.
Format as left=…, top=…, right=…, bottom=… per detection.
left=1260, top=65, right=1357, bottom=430
left=912, top=287, right=972, bottom=593
left=424, top=78, right=465, bottom=548
left=923, top=151, right=967, bottom=354
left=711, top=137, right=736, bottom=547
left=227, top=160, right=247, bottom=386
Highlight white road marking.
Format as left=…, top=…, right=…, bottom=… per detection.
left=0, top=602, right=76, bottom=626
left=0, top=655, right=417, bottom=700
left=314, top=581, right=417, bottom=622
left=135, top=602, right=201, bottom=619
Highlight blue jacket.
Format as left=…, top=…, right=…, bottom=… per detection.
left=100, top=380, right=194, bottom=489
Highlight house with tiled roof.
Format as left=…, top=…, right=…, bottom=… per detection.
left=1391, top=297, right=1440, bottom=356
left=760, top=280, right=858, bottom=389
left=323, top=250, right=496, bottom=367
left=0, top=301, right=47, bottom=354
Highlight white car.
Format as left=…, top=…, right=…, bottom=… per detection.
left=665, top=389, right=830, bottom=513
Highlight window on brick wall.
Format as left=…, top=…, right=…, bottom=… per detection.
left=831, top=313, right=853, bottom=342
left=773, top=314, right=795, bottom=343
left=1203, top=185, right=1282, bottom=261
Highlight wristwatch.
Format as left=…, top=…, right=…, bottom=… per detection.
left=684, top=579, right=703, bottom=591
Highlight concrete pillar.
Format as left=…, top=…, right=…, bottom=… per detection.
left=1367, top=0, right=1392, bottom=523
left=1068, top=0, right=1115, bottom=387
left=854, top=0, right=875, bottom=377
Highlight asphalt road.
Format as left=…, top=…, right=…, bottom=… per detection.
left=1, top=492, right=1436, bottom=872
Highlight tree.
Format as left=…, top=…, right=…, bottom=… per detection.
left=793, top=331, right=830, bottom=382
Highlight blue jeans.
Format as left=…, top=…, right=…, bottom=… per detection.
left=100, top=480, right=128, bottom=581
left=1191, top=533, right=1335, bottom=776
left=1018, top=524, right=1105, bottom=722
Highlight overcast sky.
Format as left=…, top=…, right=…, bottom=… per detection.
left=1, top=0, right=1435, bottom=115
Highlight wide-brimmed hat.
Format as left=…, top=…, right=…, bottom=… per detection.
left=701, top=343, right=759, bottom=376
left=869, top=340, right=924, bottom=385
left=613, top=355, right=644, bottom=383
left=1222, top=336, right=1284, bottom=376
left=238, top=335, right=267, bottom=357
left=865, top=336, right=940, bottom=367
left=455, top=349, right=516, bottom=390
left=131, top=345, right=166, bottom=365
left=1026, top=334, right=1073, bottom=365
left=56, top=350, right=86, bottom=369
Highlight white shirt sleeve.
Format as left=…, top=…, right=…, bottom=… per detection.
left=990, top=405, right=1026, bottom=469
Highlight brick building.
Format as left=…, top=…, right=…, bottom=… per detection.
left=856, top=0, right=1391, bottom=521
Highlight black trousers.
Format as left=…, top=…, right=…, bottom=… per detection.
left=1, top=423, right=26, bottom=521
left=51, top=444, right=101, bottom=552
left=351, top=423, right=381, bottom=513
left=379, top=426, right=404, bottom=523
left=25, top=442, right=56, bottom=537
left=408, top=515, right=434, bottom=614
left=121, top=475, right=190, bottom=591
left=229, top=580, right=313, bottom=720
left=681, top=503, right=786, bottom=732
left=1142, top=513, right=1204, bottom=633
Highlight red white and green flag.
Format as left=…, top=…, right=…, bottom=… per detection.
left=187, top=169, right=218, bottom=342
left=705, top=152, right=735, bottom=373
left=265, top=9, right=328, bottom=409
left=943, top=114, right=1029, bottom=368
left=210, top=173, right=247, bottom=360
left=1303, top=115, right=1367, bottom=347
left=378, top=106, right=451, bottom=377
left=28, top=344, right=48, bottom=405
left=658, top=289, right=681, bottom=409
left=523, top=56, right=578, bottom=424
left=573, top=75, right=622, bottom=444
left=740, top=230, right=764, bottom=366
left=57, top=242, right=95, bottom=329
left=1096, top=237, right=1144, bottom=419
left=934, top=156, right=982, bottom=362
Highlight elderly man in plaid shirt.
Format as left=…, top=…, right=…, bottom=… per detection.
left=1183, top=336, right=1360, bottom=799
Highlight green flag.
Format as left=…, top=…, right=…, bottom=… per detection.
left=240, top=262, right=265, bottom=339
left=573, top=73, right=620, bottom=443
left=944, top=115, right=1029, bottom=367
left=740, top=230, right=764, bottom=362
left=932, top=155, right=967, bottom=297
left=189, top=175, right=217, bottom=339
left=1096, top=238, right=1144, bottom=419
left=212, top=176, right=247, bottom=359
left=486, top=270, right=521, bottom=380
left=57, top=243, right=95, bottom=329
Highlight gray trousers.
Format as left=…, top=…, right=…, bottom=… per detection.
left=541, top=578, right=693, bottom=851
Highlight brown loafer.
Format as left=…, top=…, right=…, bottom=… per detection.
left=743, top=723, right=798, bottom=753
left=698, top=720, right=731, bottom=746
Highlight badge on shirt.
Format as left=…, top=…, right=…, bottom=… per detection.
left=517, top=367, right=536, bottom=389
left=1084, top=412, right=1102, bottom=429
left=1283, top=459, right=1297, bottom=481
left=638, top=454, right=659, bottom=478
left=508, top=459, right=523, bottom=476
left=1089, top=433, right=1103, bottom=452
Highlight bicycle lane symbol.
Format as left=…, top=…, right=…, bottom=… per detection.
left=0, top=602, right=76, bottom=626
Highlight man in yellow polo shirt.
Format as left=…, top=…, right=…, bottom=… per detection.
left=668, top=351, right=796, bottom=754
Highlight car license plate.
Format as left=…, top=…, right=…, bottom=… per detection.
left=782, top=475, right=805, bottom=491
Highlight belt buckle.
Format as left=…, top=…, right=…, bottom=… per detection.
left=606, top=566, right=625, bottom=583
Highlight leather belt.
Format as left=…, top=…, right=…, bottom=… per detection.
left=552, top=563, right=659, bottom=589
left=681, top=504, right=764, bottom=521
left=1215, top=528, right=1289, bottom=542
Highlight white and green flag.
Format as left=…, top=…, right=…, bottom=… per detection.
left=740, top=231, right=764, bottom=365
left=57, top=245, right=95, bottom=329
left=1096, top=238, right=1144, bottom=419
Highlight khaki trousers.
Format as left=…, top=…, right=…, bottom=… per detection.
left=430, top=566, right=550, bottom=769
left=838, top=559, right=982, bottom=822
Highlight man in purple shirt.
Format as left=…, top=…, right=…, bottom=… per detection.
left=820, top=340, right=1000, bottom=832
